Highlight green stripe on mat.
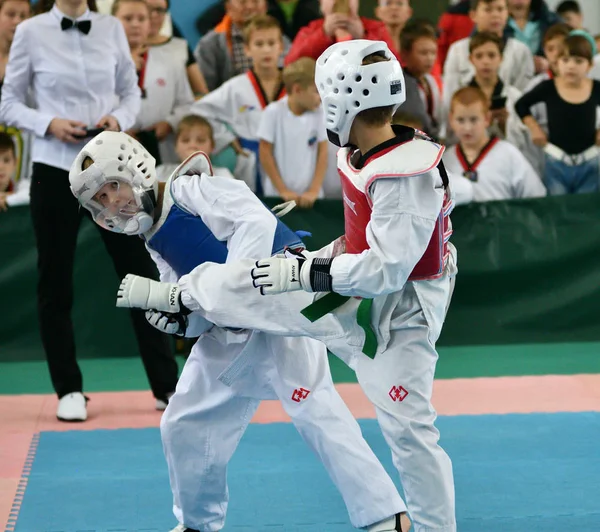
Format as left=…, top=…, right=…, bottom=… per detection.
left=1, top=343, right=600, bottom=395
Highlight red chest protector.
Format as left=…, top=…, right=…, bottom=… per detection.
left=338, top=135, right=453, bottom=281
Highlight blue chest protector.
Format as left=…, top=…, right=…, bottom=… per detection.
left=146, top=201, right=305, bottom=279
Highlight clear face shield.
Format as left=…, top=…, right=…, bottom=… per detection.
left=82, top=178, right=155, bottom=235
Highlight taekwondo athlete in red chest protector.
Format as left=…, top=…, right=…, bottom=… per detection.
left=251, top=39, right=458, bottom=532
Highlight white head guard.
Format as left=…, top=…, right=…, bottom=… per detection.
left=315, top=39, right=406, bottom=147
left=69, top=131, right=158, bottom=235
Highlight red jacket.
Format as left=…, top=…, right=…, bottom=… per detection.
left=285, top=17, right=397, bottom=65
left=437, top=0, right=475, bottom=71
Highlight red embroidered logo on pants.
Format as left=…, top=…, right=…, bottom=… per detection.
left=291, top=388, right=311, bottom=402
left=389, top=385, right=408, bottom=402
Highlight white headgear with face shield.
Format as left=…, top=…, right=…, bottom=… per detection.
left=315, top=39, right=406, bottom=147
left=69, top=131, right=158, bottom=235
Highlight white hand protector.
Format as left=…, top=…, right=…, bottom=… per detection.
left=116, top=274, right=186, bottom=313
left=251, top=248, right=335, bottom=295
left=145, top=310, right=187, bottom=336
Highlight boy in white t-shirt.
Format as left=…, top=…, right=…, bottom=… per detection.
left=156, top=115, right=236, bottom=182
left=258, top=57, right=328, bottom=207
left=443, top=86, right=546, bottom=202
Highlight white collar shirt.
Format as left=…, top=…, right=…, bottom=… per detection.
left=0, top=5, right=141, bottom=171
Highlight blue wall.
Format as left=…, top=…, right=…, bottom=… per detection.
left=171, top=0, right=219, bottom=48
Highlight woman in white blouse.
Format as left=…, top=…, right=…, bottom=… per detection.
left=0, top=0, right=178, bottom=422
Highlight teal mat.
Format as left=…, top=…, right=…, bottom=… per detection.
left=9, top=413, right=600, bottom=531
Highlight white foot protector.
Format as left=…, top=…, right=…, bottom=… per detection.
left=56, top=392, right=87, bottom=422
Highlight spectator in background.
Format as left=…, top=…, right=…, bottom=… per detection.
left=258, top=57, right=327, bottom=206
left=285, top=0, right=395, bottom=65
left=515, top=32, right=600, bottom=195
left=555, top=1, right=583, bottom=30
left=195, top=0, right=291, bottom=91
left=465, top=32, right=523, bottom=138
left=0, top=131, right=29, bottom=209
left=374, top=0, right=413, bottom=56
left=506, top=0, right=561, bottom=73
left=191, top=15, right=286, bottom=193
left=511, top=23, right=570, bottom=172
left=0, top=0, right=178, bottom=422
left=444, top=86, right=545, bottom=202
left=444, top=0, right=534, bottom=101
left=156, top=115, right=235, bottom=181
left=437, top=0, right=475, bottom=69
left=114, top=0, right=194, bottom=165
left=145, top=0, right=209, bottom=97
left=400, top=21, right=443, bottom=138
left=525, top=22, right=570, bottom=89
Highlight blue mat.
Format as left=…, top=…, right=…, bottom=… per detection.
left=10, top=413, right=600, bottom=531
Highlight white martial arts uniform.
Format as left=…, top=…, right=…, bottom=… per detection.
left=145, top=170, right=405, bottom=531
left=443, top=36, right=534, bottom=100
left=257, top=96, right=327, bottom=197
left=190, top=70, right=286, bottom=192
left=443, top=137, right=546, bottom=202
left=172, top=128, right=459, bottom=532
left=134, top=45, right=194, bottom=165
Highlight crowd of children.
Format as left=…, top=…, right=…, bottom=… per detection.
left=1, top=0, right=600, bottom=211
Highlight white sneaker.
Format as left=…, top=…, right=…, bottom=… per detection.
left=169, top=525, right=184, bottom=532
left=56, top=392, right=87, bottom=422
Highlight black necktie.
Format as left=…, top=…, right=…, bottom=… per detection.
left=61, top=17, right=91, bottom=35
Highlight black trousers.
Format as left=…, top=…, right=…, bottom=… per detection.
left=29, top=162, right=179, bottom=399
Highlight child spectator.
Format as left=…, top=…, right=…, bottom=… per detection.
left=400, top=21, right=443, bottom=138
left=444, top=86, right=545, bottom=202
left=191, top=14, right=287, bottom=193
left=524, top=22, right=571, bottom=90
left=513, top=23, right=571, bottom=172
left=144, top=0, right=209, bottom=97
left=506, top=0, right=561, bottom=73
left=195, top=0, right=290, bottom=91
left=444, top=0, right=534, bottom=99
left=0, top=131, right=30, bottom=210
left=556, top=1, right=583, bottom=30
left=156, top=115, right=236, bottom=182
left=258, top=57, right=327, bottom=207
left=465, top=31, right=523, bottom=138
left=515, top=32, right=600, bottom=195
left=374, top=0, right=413, bottom=57
left=113, top=0, right=194, bottom=165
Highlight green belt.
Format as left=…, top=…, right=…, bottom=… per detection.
left=301, top=293, right=378, bottom=359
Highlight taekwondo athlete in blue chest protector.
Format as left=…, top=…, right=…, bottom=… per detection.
left=68, top=131, right=410, bottom=532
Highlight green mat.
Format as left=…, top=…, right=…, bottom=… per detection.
left=1, top=342, right=599, bottom=395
